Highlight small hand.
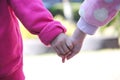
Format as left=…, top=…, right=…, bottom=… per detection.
left=61, top=38, right=82, bottom=62
left=67, top=38, right=82, bottom=60
left=66, top=28, right=86, bottom=60
left=51, top=33, right=73, bottom=61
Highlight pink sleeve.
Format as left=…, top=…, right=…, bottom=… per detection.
left=77, top=0, right=120, bottom=34
left=9, top=0, right=66, bottom=45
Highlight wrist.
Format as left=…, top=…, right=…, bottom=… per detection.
left=77, top=18, right=98, bottom=35
left=72, top=27, right=86, bottom=43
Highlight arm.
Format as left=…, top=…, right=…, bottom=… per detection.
left=67, top=27, right=86, bottom=60
left=66, top=0, right=120, bottom=60
left=8, top=0, right=74, bottom=60
left=78, top=0, right=120, bottom=35
left=8, top=0, right=66, bottom=45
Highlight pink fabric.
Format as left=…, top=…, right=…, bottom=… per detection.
left=79, top=0, right=120, bottom=26
left=0, top=67, right=25, bottom=80
left=0, top=0, right=66, bottom=79
left=77, top=0, right=120, bottom=34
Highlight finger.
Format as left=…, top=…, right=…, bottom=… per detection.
left=61, top=43, right=70, bottom=55
left=53, top=47, right=61, bottom=56
left=67, top=53, right=76, bottom=60
left=65, top=51, right=72, bottom=57
left=67, top=44, right=82, bottom=60
left=62, top=56, right=66, bottom=63
left=62, top=52, right=71, bottom=63
left=57, top=41, right=71, bottom=55
left=66, top=50, right=79, bottom=60
left=60, top=44, right=72, bottom=61
left=66, top=39, right=74, bottom=50
left=55, top=45, right=66, bottom=55
left=52, top=46, right=64, bottom=57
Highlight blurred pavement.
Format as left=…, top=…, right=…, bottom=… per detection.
left=23, top=49, right=120, bottom=80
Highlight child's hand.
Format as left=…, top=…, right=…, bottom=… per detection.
left=51, top=33, right=73, bottom=61
left=66, top=37, right=83, bottom=60
left=66, top=28, right=86, bottom=60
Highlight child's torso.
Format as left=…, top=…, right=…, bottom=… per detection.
left=0, top=0, right=23, bottom=77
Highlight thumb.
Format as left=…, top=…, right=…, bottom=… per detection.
left=66, top=38, right=74, bottom=50
left=66, top=49, right=79, bottom=60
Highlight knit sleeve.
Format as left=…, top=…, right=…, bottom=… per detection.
left=9, top=0, right=66, bottom=45
left=77, top=0, right=120, bottom=35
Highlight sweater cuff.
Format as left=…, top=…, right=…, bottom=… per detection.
left=38, top=22, right=66, bottom=46
left=77, top=18, right=98, bottom=35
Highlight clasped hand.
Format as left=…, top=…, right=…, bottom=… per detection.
left=51, top=28, right=86, bottom=63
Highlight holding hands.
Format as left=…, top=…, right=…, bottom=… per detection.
left=51, top=27, right=86, bottom=63
left=51, top=33, right=73, bottom=62
left=67, top=28, right=86, bottom=60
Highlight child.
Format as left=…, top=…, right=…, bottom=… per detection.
left=0, top=0, right=73, bottom=80
left=64, top=0, right=120, bottom=60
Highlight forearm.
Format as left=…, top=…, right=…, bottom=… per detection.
left=8, top=0, right=66, bottom=45
left=78, top=0, right=120, bottom=35
left=72, top=27, right=86, bottom=43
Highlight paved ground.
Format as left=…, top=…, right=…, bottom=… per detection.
left=23, top=49, right=120, bottom=80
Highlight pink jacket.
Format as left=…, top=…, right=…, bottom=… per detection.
left=0, top=0, right=66, bottom=78
left=77, top=0, right=120, bottom=34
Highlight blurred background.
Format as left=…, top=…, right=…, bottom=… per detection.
left=20, top=0, right=120, bottom=80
